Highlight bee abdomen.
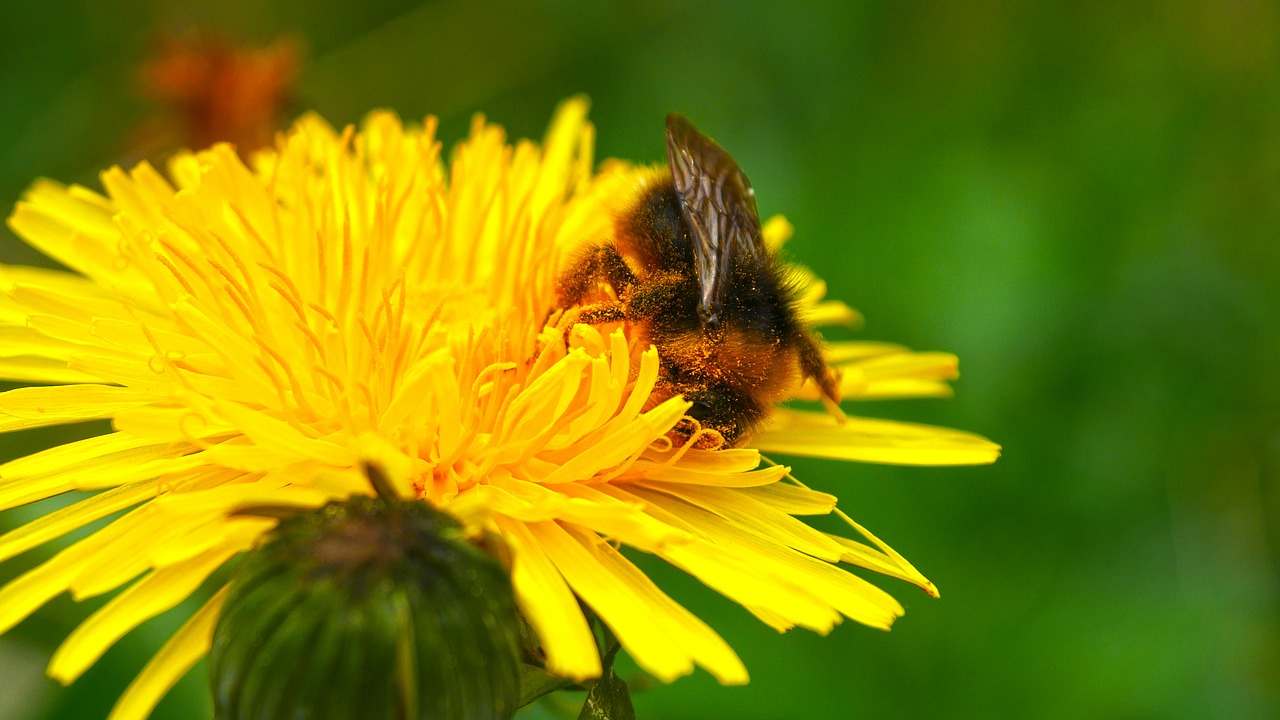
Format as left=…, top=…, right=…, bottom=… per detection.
left=661, top=328, right=801, bottom=397
left=673, top=382, right=769, bottom=447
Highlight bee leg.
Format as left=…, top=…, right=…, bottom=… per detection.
left=576, top=303, right=627, bottom=325
left=797, top=332, right=845, bottom=418
left=556, top=244, right=636, bottom=307
left=617, top=271, right=687, bottom=321
left=559, top=302, right=627, bottom=347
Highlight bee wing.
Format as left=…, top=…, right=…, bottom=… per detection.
left=666, top=113, right=765, bottom=326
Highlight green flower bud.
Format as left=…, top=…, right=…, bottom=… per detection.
left=210, top=494, right=521, bottom=720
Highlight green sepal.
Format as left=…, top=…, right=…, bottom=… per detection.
left=518, top=663, right=577, bottom=708
left=576, top=668, right=635, bottom=720
left=576, top=640, right=634, bottom=720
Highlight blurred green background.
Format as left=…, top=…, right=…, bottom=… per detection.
left=1, top=1, right=1277, bottom=718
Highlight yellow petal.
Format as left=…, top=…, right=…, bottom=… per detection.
left=632, top=486, right=902, bottom=630
left=0, top=442, right=203, bottom=512
left=0, top=432, right=168, bottom=478
left=495, top=516, right=600, bottom=681
left=824, top=341, right=907, bottom=363
left=559, top=522, right=747, bottom=684
left=0, top=325, right=83, bottom=359
left=107, top=586, right=227, bottom=720
left=636, top=482, right=844, bottom=561
left=830, top=509, right=939, bottom=598
left=827, top=534, right=937, bottom=597
left=5, top=189, right=117, bottom=282
left=0, top=357, right=95, bottom=384
left=199, top=397, right=355, bottom=466
left=0, top=480, right=160, bottom=564
left=0, top=263, right=114, bottom=301
left=736, top=482, right=837, bottom=516
left=795, top=349, right=961, bottom=402
left=0, top=385, right=155, bottom=434
left=849, top=378, right=955, bottom=400
left=531, top=520, right=697, bottom=682
left=608, top=486, right=839, bottom=633
left=49, top=543, right=237, bottom=684
left=753, top=410, right=1001, bottom=465
left=0, top=505, right=150, bottom=634
left=802, top=300, right=861, bottom=327
left=761, top=214, right=793, bottom=251
left=629, top=461, right=790, bottom=488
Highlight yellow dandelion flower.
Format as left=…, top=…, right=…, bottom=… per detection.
left=0, top=97, right=998, bottom=718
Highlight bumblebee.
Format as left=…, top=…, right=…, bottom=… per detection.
left=556, top=114, right=840, bottom=447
